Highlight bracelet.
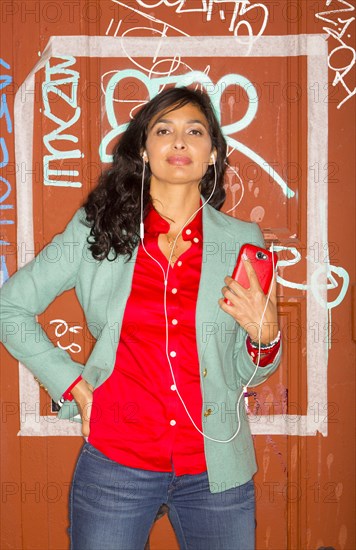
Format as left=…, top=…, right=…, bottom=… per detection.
left=249, top=330, right=281, bottom=350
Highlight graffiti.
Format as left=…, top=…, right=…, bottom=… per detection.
left=100, top=63, right=210, bottom=116
left=274, top=244, right=349, bottom=312
left=0, top=58, right=14, bottom=287
left=106, top=0, right=268, bottom=68
left=42, top=56, right=82, bottom=187
left=100, top=70, right=295, bottom=198
left=49, top=319, right=83, bottom=354
left=315, top=0, right=356, bottom=109
left=106, top=17, right=122, bottom=37
left=106, top=0, right=189, bottom=80
left=130, top=0, right=269, bottom=40
left=106, top=11, right=187, bottom=45
left=107, top=0, right=189, bottom=39
left=223, top=162, right=245, bottom=213
left=207, top=0, right=268, bottom=40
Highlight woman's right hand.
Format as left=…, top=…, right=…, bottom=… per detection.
left=71, top=378, right=94, bottom=437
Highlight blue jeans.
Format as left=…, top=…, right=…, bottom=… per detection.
left=69, top=442, right=255, bottom=550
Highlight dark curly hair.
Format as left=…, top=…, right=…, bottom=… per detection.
left=83, top=86, right=228, bottom=261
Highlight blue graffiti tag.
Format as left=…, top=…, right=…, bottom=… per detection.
left=0, top=58, right=14, bottom=286
left=99, top=70, right=295, bottom=198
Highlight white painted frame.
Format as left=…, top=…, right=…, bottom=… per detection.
left=14, top=34, right=328, bottom=436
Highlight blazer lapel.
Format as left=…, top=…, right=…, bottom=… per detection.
left=196, top=204, right=239, bottom=363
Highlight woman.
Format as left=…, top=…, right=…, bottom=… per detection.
left=0, top=87, right=281, bottom=549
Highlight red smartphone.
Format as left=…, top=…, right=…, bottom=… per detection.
left=224, top=244, right=277, bottom=305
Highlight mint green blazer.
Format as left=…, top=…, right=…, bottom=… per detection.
left=0, top=203, right=281, bottom=492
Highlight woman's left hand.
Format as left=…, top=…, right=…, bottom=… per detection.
left=218, top=256, right=279, bottom=345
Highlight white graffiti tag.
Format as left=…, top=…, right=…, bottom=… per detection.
left=316, top=0, right=356, bottom=109
left=108, top=0, right=268, bottom=43
left=49, top=319, right=82, bottom=353
left=42, top=57, right=82, bottom=186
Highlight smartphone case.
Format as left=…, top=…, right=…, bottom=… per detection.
left=224, top=244, right=277, bottom=305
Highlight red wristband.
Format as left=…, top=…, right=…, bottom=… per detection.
left=246, top=338, right=281, bottom=367
left=62, top=375, right=82, bottom=401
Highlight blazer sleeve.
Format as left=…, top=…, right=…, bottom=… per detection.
left=0, top=208, right=90, bottom=402
left=233, top=222, right=282, bottom=387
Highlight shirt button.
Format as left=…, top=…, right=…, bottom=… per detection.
left=170, top=351, right=177, bottom=358
left=171, top=288, right=178, bottom=294
left=172, top=319, right=178, bottom=325
left=170, top=420, right=176, bottom=426
left=193, top=237, right=199, bottom=243
left=203, top=368, right=207, bottom=377
left=177, top=261, right=182, bottom=267
left=185, top=229, right=192, bottom=235
left=170, top=384, right=176, bottom=391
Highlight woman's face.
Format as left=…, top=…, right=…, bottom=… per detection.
left=144, top=102, right=215, bottom=191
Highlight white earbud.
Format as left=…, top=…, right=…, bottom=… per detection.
left=210, top=153, right=215, bottom=163
left=142, top=151, right=148, bottom=161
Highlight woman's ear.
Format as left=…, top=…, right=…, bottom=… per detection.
left=209, top=149, right=217, bottom=165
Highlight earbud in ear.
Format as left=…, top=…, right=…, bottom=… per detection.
left=142, top=151, right=148, bottom=161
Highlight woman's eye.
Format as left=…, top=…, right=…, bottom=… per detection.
left=189, top=129, right=203, bottom=135
left=156, top=128, right=170, bottom=135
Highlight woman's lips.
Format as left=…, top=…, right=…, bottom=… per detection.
left=166, top=155, right=192, bottom=166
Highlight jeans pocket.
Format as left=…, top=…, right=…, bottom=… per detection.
left=83, top=442, right=115, bottom=464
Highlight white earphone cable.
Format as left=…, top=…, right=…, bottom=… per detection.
left=139, top=153, right=276, bottom=443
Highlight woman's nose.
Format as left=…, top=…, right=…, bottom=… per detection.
left=173, top=132, right=187, bottom=150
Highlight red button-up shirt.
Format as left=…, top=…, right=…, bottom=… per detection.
left=88, top=204, right=207, bottom=475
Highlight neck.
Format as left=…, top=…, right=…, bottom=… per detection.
left=150, top=183, right=201, bottom=232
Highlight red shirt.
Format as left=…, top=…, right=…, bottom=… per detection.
left=88, top=204, right=207, bottom=475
